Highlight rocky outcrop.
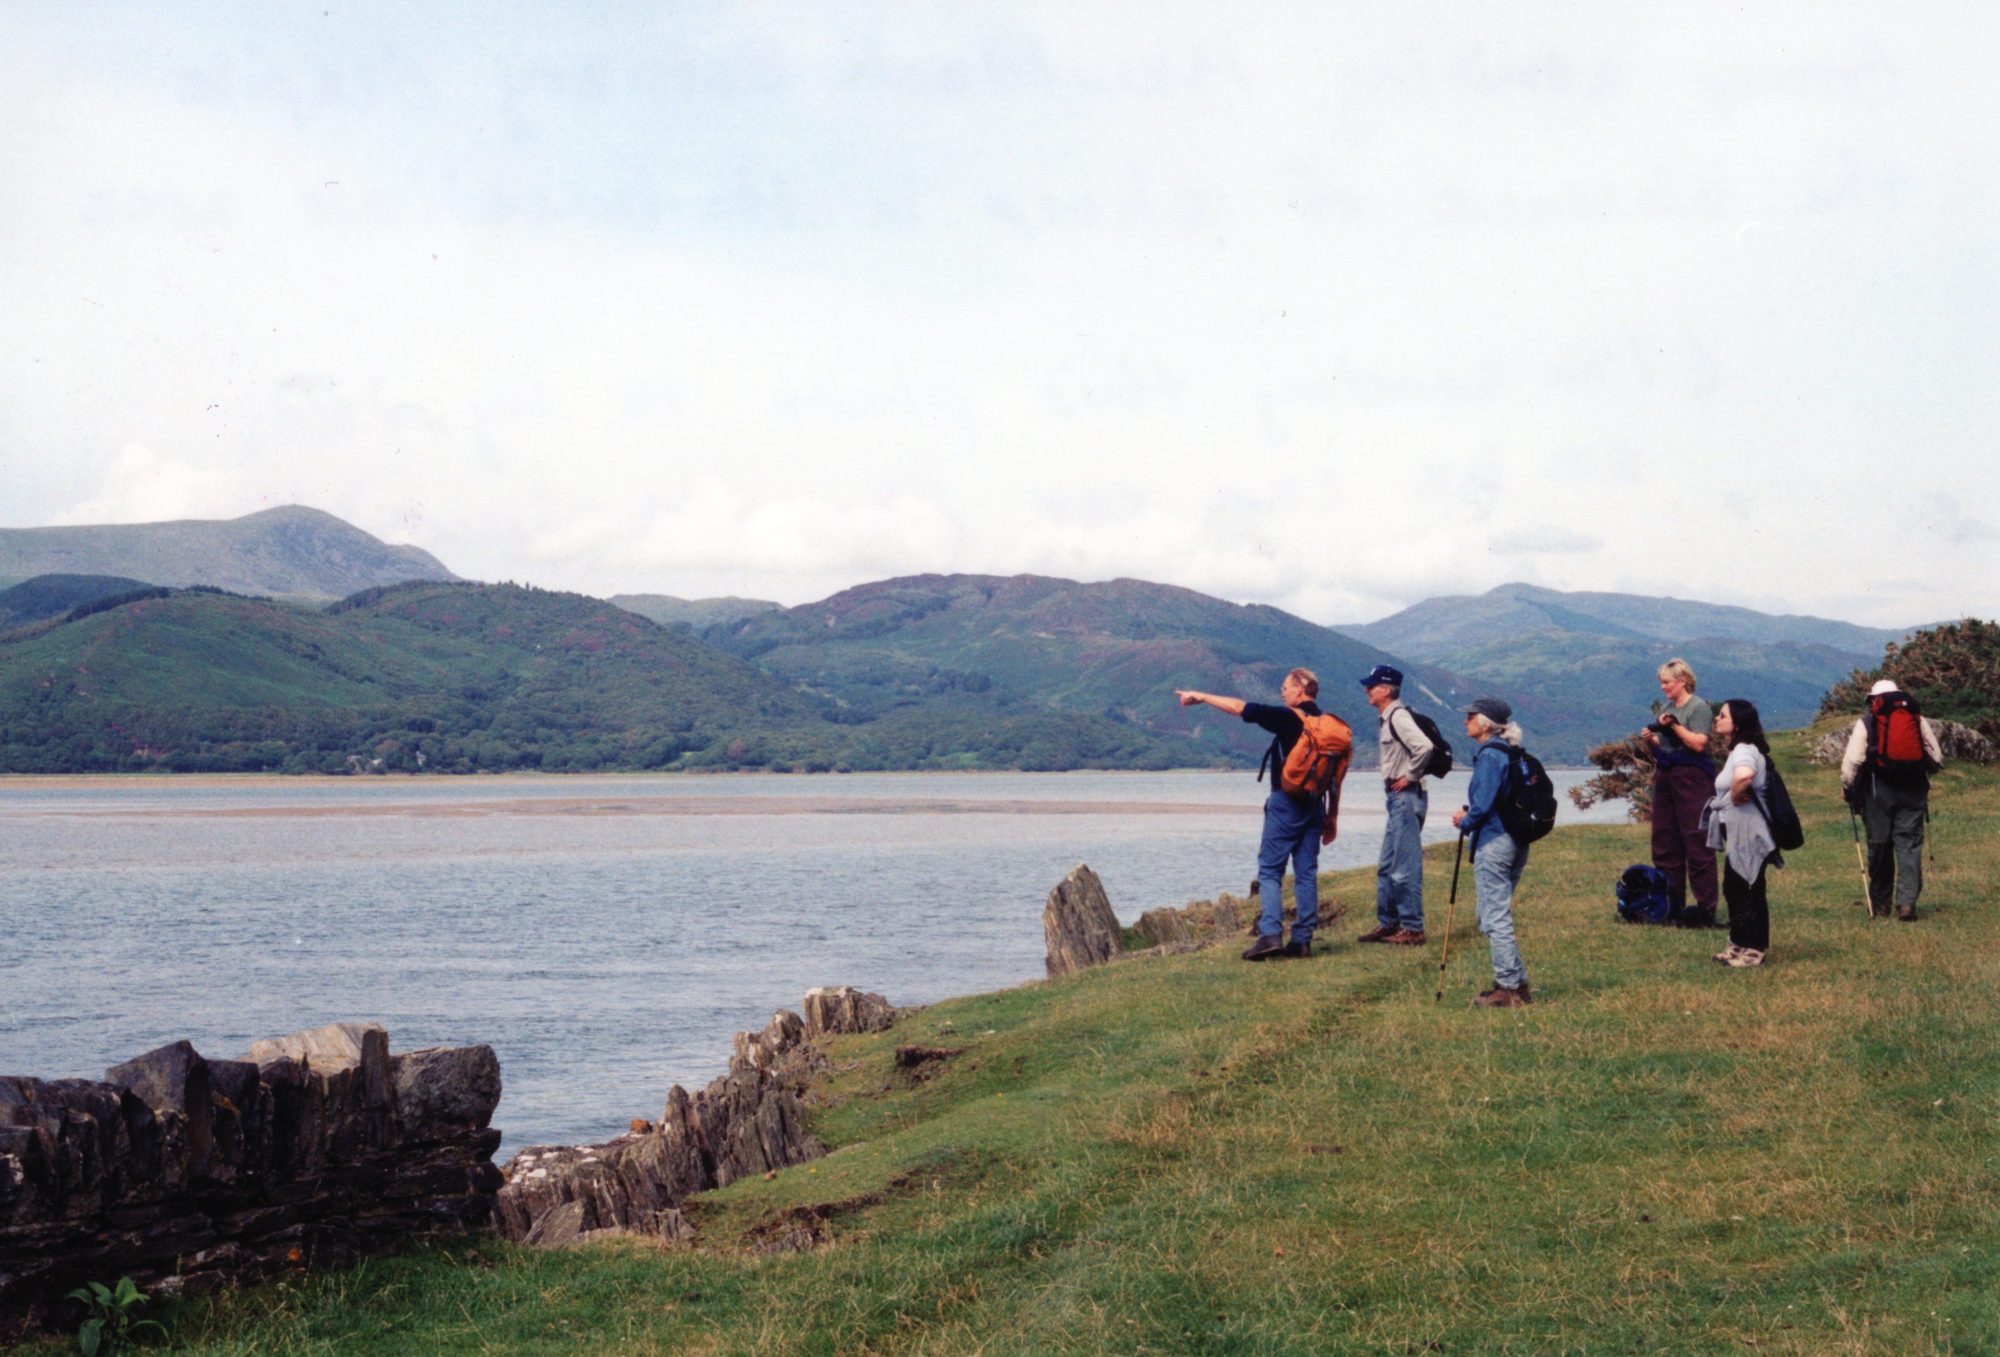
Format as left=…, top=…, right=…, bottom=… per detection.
left=1043, top=864, right=1123, bottom=976
left=0, top=1024, right=500, bottom=1340
left=1131, top=890, right=1255, bottom=949
left=803, top=986, right=898, bottom=1037
left=494, top=988, right=899, bottom=1249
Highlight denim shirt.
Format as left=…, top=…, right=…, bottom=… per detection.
left=1458, top=736, right=1513, bottom=853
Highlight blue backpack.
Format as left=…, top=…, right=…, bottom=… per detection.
left=1615, top=864, right=1676, bottom=925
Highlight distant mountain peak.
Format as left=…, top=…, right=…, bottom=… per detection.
left=0, top=505, right=456, bottom=601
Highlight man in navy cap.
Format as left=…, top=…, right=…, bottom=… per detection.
left=1358, top=663, right=1434, bottom=946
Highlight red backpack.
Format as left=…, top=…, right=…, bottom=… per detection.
left=1866, top=691, right=1933, bottom=785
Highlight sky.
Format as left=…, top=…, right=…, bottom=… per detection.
left=3, top=3, right=1996, bottom=629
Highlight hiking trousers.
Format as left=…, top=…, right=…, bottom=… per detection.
left=1375, top=784, right=1427, bottom=933
left=1651, top=762, right=1718, bottom=920
left=1863, top=778, right=1928, bottom=912
left=1257, top=790, right=1322, bottom=945
left=1472, top=832, right=1529, bottom=991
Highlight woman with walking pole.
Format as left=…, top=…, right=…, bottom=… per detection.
left=1450, top=698, right=1533, bottom=1008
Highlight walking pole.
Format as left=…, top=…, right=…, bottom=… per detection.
left=1436, top=828, right=1466, bottom=1003
left=1849, top=802, right=1875, bottom=917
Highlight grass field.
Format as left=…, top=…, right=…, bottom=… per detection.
left=25, top=745, right=1999, bottom=1355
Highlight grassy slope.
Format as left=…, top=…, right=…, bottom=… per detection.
left=34, top=748, right=2000, bottom=1356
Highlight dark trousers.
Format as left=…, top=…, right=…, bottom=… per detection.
left=1652, top=762, right=1719, bottom=919
left=1723, top=861, right=1769, bottom=952
left=1862, top=778, right=1928, bottom=912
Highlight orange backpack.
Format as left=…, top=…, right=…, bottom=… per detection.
left=1277, top=711, right=1354, bottom=800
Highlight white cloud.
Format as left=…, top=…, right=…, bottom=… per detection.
left=529, top=479, right=960, bottom=589
left=1489, top=524, right=1602, bottom=556
left=52, top=445, right=252, bottom=525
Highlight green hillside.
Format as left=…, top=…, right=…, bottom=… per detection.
left=0, top=582, right=1207, bottom=773
left=0, top=583, right=808, bottom=773
left=0, top=574, right=160, bottom=630
left=705, top=573, right=1477, bottom=764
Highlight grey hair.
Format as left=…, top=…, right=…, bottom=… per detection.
left=1467, top=713, right=1524, bottom=746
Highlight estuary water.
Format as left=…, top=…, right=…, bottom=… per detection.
left=0, top=769, right=1625, bottom=1153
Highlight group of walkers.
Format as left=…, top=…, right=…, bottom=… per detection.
left=1176, top=664, right=1538, bottom=1007
left=1177, top=654, right=1946, bottom=1003
left=1644, top=660, right=1943, bottom=968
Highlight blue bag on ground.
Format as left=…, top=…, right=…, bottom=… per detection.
left=1615, top=864, right=1676, bottom=925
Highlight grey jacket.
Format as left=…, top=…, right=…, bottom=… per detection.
left=1704, top=745, right=1782, bottom=880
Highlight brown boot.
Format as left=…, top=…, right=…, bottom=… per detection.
left=1356, top=924, right=1397, bottom=943
left=1384, top=929, right=1428, bottom=946
left=1473, top=985, right=1531, bottom=1008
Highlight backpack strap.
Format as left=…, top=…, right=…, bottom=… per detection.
left=1386, top=705, right=1421, bottom=757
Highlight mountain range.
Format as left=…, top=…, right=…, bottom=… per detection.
left=1347, top=582, right=1903, bottom=752
left=700, top=572, right=1477, bottom=764
left=0, top=509, right=1919, bottom=771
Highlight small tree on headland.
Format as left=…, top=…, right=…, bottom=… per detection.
left=1571, top=733, right=1655, bottom=823
left=1818, top=618, right=2000, bottom=741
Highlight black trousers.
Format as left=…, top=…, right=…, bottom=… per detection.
left=1723, top=861, right=1769, bottom=952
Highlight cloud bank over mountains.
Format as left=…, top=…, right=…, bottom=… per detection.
left=5, top=5, right=1995, bottom=628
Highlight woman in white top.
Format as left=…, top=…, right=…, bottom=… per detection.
left=1704, top=699, right=1782, bottom=967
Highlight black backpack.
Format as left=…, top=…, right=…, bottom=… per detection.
left=1496, top=745, right=1557, bottom=844
left=1390, top=707, right=1454, bottom=778
left=1752, top=761, right=1805, bottom=852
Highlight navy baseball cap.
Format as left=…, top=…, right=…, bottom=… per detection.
left=1464, top=697, right=1513, bottom=724
left=1359, top=663, right=1403, bottom=689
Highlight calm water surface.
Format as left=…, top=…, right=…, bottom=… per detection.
left=0, top=770, right=1625, bottom=1152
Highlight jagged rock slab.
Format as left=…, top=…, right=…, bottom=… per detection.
left=1043, top=864, right=1122, bottom=976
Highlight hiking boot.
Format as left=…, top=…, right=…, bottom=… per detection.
left=1241, top=934, right=1286, bottom=962
left=1473, top=985, right=1530, bottom=1008
left=1897, top=905, right=1917, bottom=921
left=1281, top=939, right=1313, bottom=959
left=1383, top=929, right=1428, bottom=946
left=1356, top=924, right=1398, bottom=944
left=1677, top=910, right=1720, bottom=930
left=1722, top=947, right=1766, bottom=967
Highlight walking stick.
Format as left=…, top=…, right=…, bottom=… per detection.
left=1436, top=829, right=1466, bottom=1003
left=1848, top=802, right=1875, bottom=917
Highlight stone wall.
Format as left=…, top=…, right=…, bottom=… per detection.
left=0, top=1022, right=500, bottom=1340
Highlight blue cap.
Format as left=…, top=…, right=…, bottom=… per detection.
left=1359, top=663, right=1403, bottom=690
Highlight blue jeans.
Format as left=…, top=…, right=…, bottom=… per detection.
left=1257, top=791, right=1322, bottom=943
left=1473, top=831, right=1529, bottom=990
left=1375, top=785, right=1427, bottom=932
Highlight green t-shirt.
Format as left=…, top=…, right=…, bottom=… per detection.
left=1669, top=694, right=1712, bottom=735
